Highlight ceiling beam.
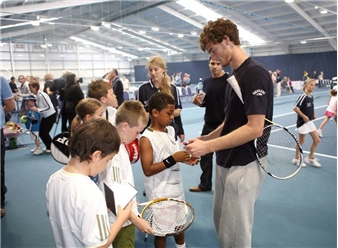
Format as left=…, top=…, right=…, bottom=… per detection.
left=0, top=25, right=52, bottom=40
left=286, top=2, right=336, bottom=50
left=0, top=0, right=113, bottom=17
left=157, top=5, right=203, bottom=29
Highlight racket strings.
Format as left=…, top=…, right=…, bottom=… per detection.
left=142, top=201, right=193, bottom=236
left=256, top=125, right=302, bottom=179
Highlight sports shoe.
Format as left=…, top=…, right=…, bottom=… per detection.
left=317, top=129, right=323, bottom=138
left=292, top=158, right=306, bottom=167
left=43, top=148, right=51, bottom=153
left=33, top=147, right=43, bottom=155
left=305, top=157, right=321, bottom=167
left=30, top=147, right=37, bottom=153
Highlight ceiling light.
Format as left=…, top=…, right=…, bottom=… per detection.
left=60, top=55, right=64, bottom=57
left=70, top=36, right=137, bottom=59
left=177, top=0, right=265, bottom=45
left=91, top=26, right=99, bottom=31
left=178, top=34, right=184, bottom=38
left=285, top=0, right=294, bottom=2
left=151, top=27, right=159, bottom=31
left=190, top=31, right=197, bottom=35
left=40, top=44, right=47, bottom=48
left=139, top=30, right=146, bottom=34
left=40, top=54, right=44, bottom=57
left=102, top=22, right=111, bottom=27
left=30, top=21, right=40, bottom=26
left=300, top=41, right=307, bottom=44
left=314, top=6, right=319, bottom=9
left=47, top=44, right=53, bottom=47
left=319, top=8, right=328, bottom=14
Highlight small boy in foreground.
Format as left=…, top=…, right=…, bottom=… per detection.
left=46, top=119, right=131, bottom=248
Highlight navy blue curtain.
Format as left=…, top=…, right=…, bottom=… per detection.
left=135, top=51, right=337, bottom=83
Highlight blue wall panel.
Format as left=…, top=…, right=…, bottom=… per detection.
left=134, top=51, right=337, bottom=83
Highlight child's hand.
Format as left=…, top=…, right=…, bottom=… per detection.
left=184, top=156, right=200, bottom=166
left=116, top=202, right=132, bottom=223
left=303, top=116, right=310, bottom=123
left=172, top=150, right=191, bottom=163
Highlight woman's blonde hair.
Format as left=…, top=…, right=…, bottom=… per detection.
left=303, top=78, right=315, bottom=91
left=71, top=98, right=103, bottom=133
left=146, top=56, right=173, bottom=98
left=44, top=73, right=54, bottom=82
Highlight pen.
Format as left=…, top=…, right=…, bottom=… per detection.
left=138, top=214, right=148, bottom=243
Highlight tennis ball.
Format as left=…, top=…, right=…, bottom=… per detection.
left=20, top=115, right=28, bottom=123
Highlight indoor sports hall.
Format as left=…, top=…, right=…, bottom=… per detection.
left=2, top=87, right=337, bottom=248
left=1, top=1, right=337, bottom=247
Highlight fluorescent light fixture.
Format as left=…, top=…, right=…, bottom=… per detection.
left=70, top=36, right=138, bottom=59
left=319, top=8, right=328, bottom=14
left=300, top=41, right=307, bottom=44
left=139, top=30, right=146, bottom=34
left=91, top=26, right=99, bottom=31
left=178, top=34, right=184, bottom=38
left=285, top=0, right=294, bottom=2
left=314, top=6, right=319, bottom=9
left=40, top=44, right=47, bottom=48
left=30, top=21, right=40, bottom=26
left=0, top=17, right=58, bottom=30
left=109, top=23, right=183, bottom=53
left=40, top=54, right=44, bottom=57
left=60, top=54, right=64, bottom=57
left=176, top=0, right=265, bottom=45
left=47, top=44, right=53, bottom=47
left=151, top=27, right=159, bottom=31
left=102, top=22, right=111, bottom=27
left=190, top=31, right=198, bottom=35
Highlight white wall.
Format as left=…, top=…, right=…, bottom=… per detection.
left=0, top=42, right=134, bottom=83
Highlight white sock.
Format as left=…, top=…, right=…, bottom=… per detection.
left=175, top=243, right=186, bottom=248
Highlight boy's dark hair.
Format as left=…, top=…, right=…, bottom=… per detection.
left=68, top=119, right=120, bottom=163
left=199, top=18, right=240, bottom=52
left=148, top=92, right=175, bottom=116
left=30, top=82, right=40, bottom=90
left=116, top=100, right=148, bottom=127
left=87, top=79, right=112, bottom=100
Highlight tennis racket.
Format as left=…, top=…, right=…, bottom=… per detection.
left=139, top=198, right=195, bottom=237
left=227, top=75, right=303, bottom=180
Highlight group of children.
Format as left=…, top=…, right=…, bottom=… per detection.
left=41, top=74, right=336, bottom=247
left=46, top=79, right=198, bottom=248
left=293, top=78, right=337, bottom=167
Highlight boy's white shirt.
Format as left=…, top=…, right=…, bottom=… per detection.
left=141, top=126, right=184, bottom=201
left=98, top=144, right=139, bottom=227
left=46, top=169, right=112, bottom=248
left=106, top=106, right=117, bottom=125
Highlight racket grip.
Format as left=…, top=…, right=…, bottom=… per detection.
left=144, top=233, right=148, bottom=243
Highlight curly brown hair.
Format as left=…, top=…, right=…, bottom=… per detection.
left=199, top=18, right=240, bottom=52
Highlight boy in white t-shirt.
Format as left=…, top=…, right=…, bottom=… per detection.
left=87, top=79, right=118, bottom=125
left=46, top=119, right=132, bottom=248
left=140, top=92, right=198, bottom=248
left=98, top=100, right=154, bottom=248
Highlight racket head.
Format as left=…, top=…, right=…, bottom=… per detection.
left=140, top=198, right=195, bottom=237
left=255, top=124, right=303, bottom=180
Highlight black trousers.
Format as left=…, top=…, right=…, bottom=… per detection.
left=1, top=128, right=7, bottom=208
left=198, top=124, right=217, bottom=191
left=40, top=113, right=57, bottom=150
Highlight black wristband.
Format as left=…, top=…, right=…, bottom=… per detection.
left=163, top=155, right=176, bottom=168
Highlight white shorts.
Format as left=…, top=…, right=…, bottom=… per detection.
left=297, top=121, right=317, bottom=134
left=30, top=132, right=39, bottom=141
